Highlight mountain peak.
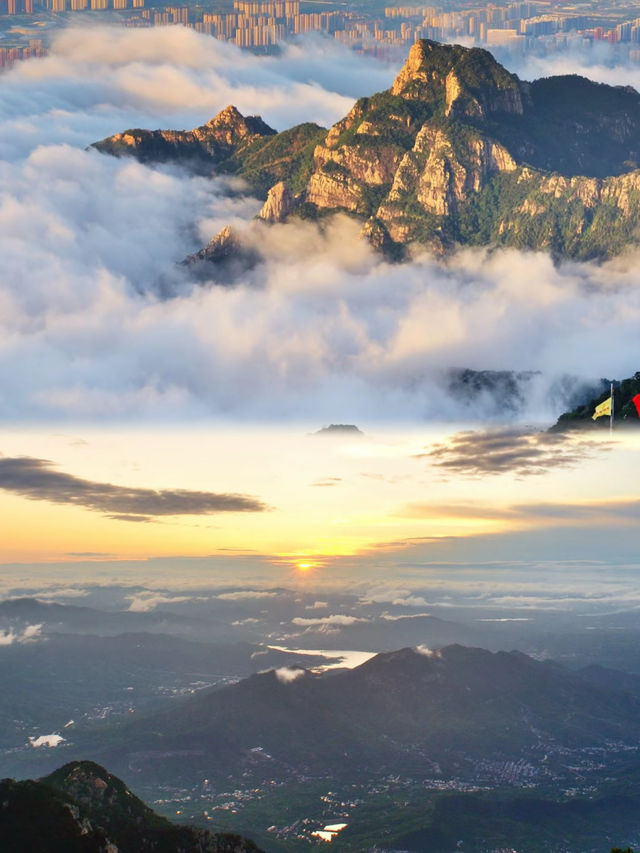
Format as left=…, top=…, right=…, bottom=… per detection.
left=391, top=39, right=524, bottom=117
left=208, top=104, right=244, bottom=125
left=3, top=761, right=264, bottom=852
left=43, top=759, right=155, bottom=822
left=390, top=39, right=445, bottom=96
left=204, top=104, right=276, bottom=141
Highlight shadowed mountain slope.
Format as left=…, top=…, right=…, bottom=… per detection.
left=64, top=645, right=640, bottom=790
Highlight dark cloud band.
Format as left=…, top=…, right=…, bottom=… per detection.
left=423, top=428, right=610, bottom=477
left=0, top=456, right=267, bottom=520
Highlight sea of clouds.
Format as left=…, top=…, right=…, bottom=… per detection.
left=2, top=27, right=640, bottom=424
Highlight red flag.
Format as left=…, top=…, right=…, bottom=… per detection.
left=633, top=393, right=640, bottom=417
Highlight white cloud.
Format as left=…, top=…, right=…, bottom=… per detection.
left=32, top=588, right=89, bottom=600
left=0, top=623, right=44, bottom=645
left=291, top=614, right=368, bottom=627
left=218, top=590, right=279, bottom=601
left=380, top=611, right=432, bottom=621
left=1, top=26, right=393, bottom=161
left=391, top=595, right=430, bottom=607
left=305, top=600, right=329, bottom=610
left=250, top=648, right=269, bottom=658
left=126, top=593, right=200, bottom=612
left=29, top=733, right=65, bottom=748
left=272, top=666, right=306, bottom=683
left=508, top=44, right=640, bottom=91
left=360, top=586, right=429, bottom=606
left=415, top=645, right=441, bottom=657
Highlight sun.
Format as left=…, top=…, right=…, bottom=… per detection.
left=296, top=561, right=315, bottom=573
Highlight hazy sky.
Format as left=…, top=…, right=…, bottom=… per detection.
left=0, top=425, right=638, bottom=598
left=2, top=28, right=640, bottom=601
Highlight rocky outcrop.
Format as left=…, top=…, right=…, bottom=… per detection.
left=183, top=225, right=260, bottom=277
left=375, top=125, right=517, bottom=242
left=306, top=138, right=403, bottom=213
left=257, top=181, right=298, bottom=223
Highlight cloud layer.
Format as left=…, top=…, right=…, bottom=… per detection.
left=1, top=26, right=392, bottom=161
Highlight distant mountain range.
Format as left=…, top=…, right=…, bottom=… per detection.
left=0, top=760, right=262, bottom=852
left=46, top=644, right=640, bottom=792
left=0, top=596, right=190, bottom=635
left=95, top=40, right=640, bottom=262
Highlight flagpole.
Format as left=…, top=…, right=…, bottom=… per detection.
left=610, top=381, right=614, bottom=433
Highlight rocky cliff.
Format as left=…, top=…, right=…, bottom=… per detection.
left=93, top=40, right=640, bottom=261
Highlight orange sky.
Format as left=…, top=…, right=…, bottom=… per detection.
left=0, top=424, right=635, bottom=570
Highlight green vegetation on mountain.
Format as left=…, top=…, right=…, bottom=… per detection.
left=223, top=122, right=326, bottom=197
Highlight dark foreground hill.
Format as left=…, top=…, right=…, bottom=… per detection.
left=0, top=760, right=262, bottom=853
left=95, top=40, right=640, bottom=261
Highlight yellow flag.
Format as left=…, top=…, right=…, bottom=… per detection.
left=592, top=396, right=612, bottom=420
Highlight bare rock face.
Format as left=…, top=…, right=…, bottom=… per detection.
left=324, top=100, right=367, bottom=149
left=390, top=40, right=438, bottom=98
left=257, top=182, right=297, bottom=223
left=377, top=125, right=517, bottom=241
left=306, top=169, right=364, bottom=212
left=299, top=39, right=528, bottom=244
left=445, top=70, right=476, bottom=117
left=306, top=137, right=404, bottom=214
